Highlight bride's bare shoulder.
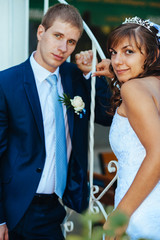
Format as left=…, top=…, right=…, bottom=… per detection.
left=120, top=77, right=156, bottom=104
left=120, top=76, right=159, bottom=97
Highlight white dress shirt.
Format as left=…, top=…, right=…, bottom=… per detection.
left=30, top=52, right=72, bottom=194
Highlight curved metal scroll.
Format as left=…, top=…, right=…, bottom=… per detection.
left=43, top=0, right=118, bottom=237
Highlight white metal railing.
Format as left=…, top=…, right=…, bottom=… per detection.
left=43, top=0, right=118, bottom=238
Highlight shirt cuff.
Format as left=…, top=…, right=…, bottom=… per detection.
left=83, top=71, right=92, bottom=79
left=0, top=222, right=6, bottom=226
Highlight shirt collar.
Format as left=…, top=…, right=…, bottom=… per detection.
left=30, top=51, right=60, bottom=83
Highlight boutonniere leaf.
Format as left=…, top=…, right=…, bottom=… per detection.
left=59, top=93, right=86, bottom=118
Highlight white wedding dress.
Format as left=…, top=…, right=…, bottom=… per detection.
left=109, top=110, right=160, bottom=240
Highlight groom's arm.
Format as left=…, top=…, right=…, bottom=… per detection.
left=75, top=50, right=113, bottom=126
left=0, top=84, right=9, bottom=239
left=0, top=84, right=8, bottom=223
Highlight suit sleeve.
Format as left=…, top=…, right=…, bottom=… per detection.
left=82, top=74, right=113, bottom=126
left=95, top=76, right=112, bottom=126
left=0, top=84, right=8, bottom=223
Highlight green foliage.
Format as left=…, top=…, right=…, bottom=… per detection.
left=59, top=93, right=71, bottom=109
left=104, top=209, right=129, bottom=238
left=110, top=210, right=128, bottom=228
left=66, top=206, right=150, bottom=240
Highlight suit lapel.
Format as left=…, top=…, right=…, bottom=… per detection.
left=60, top=64, right=74, bottom=140
left=23, top=60, right=74, bottom=142
left=23, top=59, right=45, bottom=142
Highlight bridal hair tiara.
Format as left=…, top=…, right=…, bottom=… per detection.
left=122, top=16, right=152, bottom=32
left=122, top=16, right=160, bottom=44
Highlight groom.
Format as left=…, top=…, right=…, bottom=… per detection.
left=0, top=3, right=112, bottom=240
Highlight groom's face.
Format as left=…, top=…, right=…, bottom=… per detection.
left=34, top=18, right=81, bottom=72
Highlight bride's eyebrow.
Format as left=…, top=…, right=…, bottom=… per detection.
left=122, top=45, right=133, bottom=49
left=109, top=44, right=133, bottom=51
left=109, top=48, right=115, bottom=51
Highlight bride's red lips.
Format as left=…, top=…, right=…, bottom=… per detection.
left=116, top=69, right=129, bottom=74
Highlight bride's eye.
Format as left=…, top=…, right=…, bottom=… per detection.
left=126, top=49, right=134, bottom=54
left=109, top=49, right=116, bottom=56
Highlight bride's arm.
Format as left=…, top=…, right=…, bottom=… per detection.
left=103, top=78, right=160, bottom=236
left=116, top=79, right=160, bottom=216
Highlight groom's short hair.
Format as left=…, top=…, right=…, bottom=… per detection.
left=41, top=3, right=83, bottom=37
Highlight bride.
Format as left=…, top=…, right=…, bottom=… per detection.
left=93, top=17, right=160, bottom=239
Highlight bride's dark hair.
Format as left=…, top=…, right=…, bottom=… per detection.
left=107, top=23, right=160, bottom=115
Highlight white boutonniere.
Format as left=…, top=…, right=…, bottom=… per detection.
left=59, top=93, right=86, bottom=118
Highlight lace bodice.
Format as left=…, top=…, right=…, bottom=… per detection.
left=109, top=110, right=160, bottom=240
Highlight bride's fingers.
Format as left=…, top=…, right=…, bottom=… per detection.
left=92, top=70, right=106, bottom=77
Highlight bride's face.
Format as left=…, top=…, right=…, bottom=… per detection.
left=109, top=36, right=146, bottom=83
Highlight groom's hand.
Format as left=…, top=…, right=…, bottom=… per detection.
left=0, top=224, right=8, bottom=240
left=75, top=50, right=93, bottom=75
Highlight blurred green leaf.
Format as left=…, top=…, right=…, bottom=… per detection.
left=66, top=206, right=150, bottom=240
left=109, top=211, right=129, bottom=228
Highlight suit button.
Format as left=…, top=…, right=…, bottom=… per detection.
left=36, top=168, right=42, bottom=173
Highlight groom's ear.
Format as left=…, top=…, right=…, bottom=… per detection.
left=37, top=24, right=45, bottom=41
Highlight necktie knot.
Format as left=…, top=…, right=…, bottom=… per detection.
left=46, top=74, right=57, bottom=87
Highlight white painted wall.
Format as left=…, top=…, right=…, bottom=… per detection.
left=0, top=0, right=29, bottom=70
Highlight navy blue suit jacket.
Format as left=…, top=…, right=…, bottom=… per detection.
left=0, top=58, right=112, bottom=230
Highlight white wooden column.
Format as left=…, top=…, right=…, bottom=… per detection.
left=0, top=0, right=29, bottom=70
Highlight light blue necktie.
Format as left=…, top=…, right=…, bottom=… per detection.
left=46, top=74, right=67, bottom=198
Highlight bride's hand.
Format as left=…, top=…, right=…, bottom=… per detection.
left=103, top=209, right=129, bottom=239
left=92, top=59, right=114, bottom=78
